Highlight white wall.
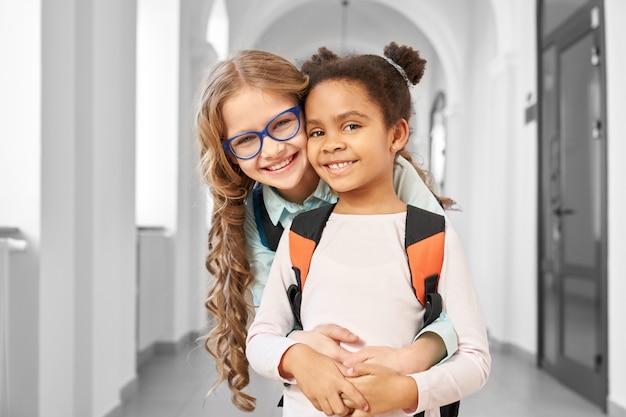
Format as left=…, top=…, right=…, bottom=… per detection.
left=137, top=229, right=174, bottom=354
left=605, top=0, right=626, bottom=412
left=505, top=0, right=539, bottom=358
left=0, top=2, right=41, bottom=234
left=136, top=0, right=180, bottom=231
left=0, top=2, right=41, bottom=416
left=461, top=0, right=539, bottom=356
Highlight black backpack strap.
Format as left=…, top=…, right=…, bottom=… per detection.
left=289, top=204, right=336, bottom=245
left=252, top=186, right=284, bottom=251
left=415, top=401, right=460, bottom=417
left=423, top=274, right=443, bottom=328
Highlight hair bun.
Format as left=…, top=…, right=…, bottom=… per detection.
left=383, top=42, right=426, bottom=85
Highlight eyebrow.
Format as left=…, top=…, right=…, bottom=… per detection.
left=306, top=110, right=370, bottom=126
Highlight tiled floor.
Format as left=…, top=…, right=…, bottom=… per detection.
left=119, top=341, right=607, bottom=417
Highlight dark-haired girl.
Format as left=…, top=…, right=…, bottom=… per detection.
left=246, top=43, right=490, bottom=417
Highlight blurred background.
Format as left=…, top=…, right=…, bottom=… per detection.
left=1, top=0, right=625, bottom=416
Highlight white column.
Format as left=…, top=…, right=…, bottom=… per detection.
left=40, top=1, right=137, bottom=416
left=605, top=0, right=626, bottom=413
left=178, top=1, right=214, bottom=343
left=0, top=236, right=27, bottom=417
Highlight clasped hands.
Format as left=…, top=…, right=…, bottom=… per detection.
left=285, top=324, right=420, bottom=417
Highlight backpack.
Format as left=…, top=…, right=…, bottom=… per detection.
left=252, top=186, right=284, bottom=252
left=252, top=185, right=447, bottom=253
left=286, top=203, right=460, bottom=417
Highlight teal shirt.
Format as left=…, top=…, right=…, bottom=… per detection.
left=243, top=156, right=458, bottom=359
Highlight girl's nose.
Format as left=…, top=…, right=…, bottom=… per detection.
left=321, top=132, right=346, bottom=153
left=259, top=137, right=287, bottom=158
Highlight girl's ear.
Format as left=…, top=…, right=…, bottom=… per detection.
left=390, top=119, right=409, bottom=152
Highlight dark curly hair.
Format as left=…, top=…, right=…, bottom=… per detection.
left=301, top=42, right=454, bottom=209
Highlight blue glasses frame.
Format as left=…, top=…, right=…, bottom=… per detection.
left=222, top=106, right=302, bottom=160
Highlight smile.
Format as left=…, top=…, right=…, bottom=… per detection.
left=327, top=161, right=354, bottom=170
left=267, top=155, right=293, bottom=171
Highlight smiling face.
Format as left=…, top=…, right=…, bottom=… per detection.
left=304, top=79, right=408, bottom=209
left=221, top=87, right=319, bottom=204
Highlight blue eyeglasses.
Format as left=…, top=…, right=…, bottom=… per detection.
left=222, top=106, right=302, bottom=160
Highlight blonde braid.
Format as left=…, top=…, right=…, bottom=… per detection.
left=195, top=50, right=308, bottom=411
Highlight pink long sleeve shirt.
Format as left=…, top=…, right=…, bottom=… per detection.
left=246, top=211, right=491, bottom=417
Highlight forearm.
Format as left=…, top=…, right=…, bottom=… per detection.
left=414, top=311, right=458, bottom=362
left=339, top=300, right=457, bottom=379
left=400, top=332, right=447, bottom=374
left=288, top=324, right=359, bottom=363
left=397, top=311, right=458, bottom=375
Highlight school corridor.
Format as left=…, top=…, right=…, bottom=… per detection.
left=116, top=339, right=606, bottom=417
left=1, top=1, right=626, bottom=416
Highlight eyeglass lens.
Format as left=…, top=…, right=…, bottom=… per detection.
left=229, top=109, right=300, bottom=158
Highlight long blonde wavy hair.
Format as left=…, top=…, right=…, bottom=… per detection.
left=195, top=50, right=309, bottom=411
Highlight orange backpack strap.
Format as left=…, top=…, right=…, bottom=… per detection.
left=405, top=205, right=445, bottom=308
left=288, top=203, right=335, bottom=290
left=407, top=206, right=456, bottom=417
left=287, top=204, right=335, bottom=330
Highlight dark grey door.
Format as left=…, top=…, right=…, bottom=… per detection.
left=538, top=2, right=607, bottom=410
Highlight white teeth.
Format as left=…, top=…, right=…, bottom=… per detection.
left=268, top=156, right=292, bottom=171
left=328, top=161, right=352, bottom=170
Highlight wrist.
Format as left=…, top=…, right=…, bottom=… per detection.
left=278, top=343, right=311, bottom=379
left=397, top=344, right=429, bottom=374
left=398, top=375, right=419, bottom=411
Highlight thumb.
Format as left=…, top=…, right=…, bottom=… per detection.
left=346, top=362, right=375, bottom=378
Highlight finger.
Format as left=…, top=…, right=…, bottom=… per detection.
left=320, top=324, right=360, bottom=343
left=346, top=362, right=376, bottom=377
left=339, top=382, right=369, bottom=412
left=343, top=350, right=371, bottom=368
left=310, top=398, right=322, bottom=412
left=329, top=393, right=351, bottom=416
left=318, top=398, right=333, bottom=416
left=341, top=392, right=359, bottom=409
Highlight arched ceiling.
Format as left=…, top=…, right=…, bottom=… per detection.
left=253, top=0, right=433, bottom=64
left=194, top=0, right=499, bottom=106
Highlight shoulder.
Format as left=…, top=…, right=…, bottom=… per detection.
left=292, top=203, right=335, bottom=224
left=393, top=159, right=445, bottom=216
left=406, top=204, right=445, bottom=226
